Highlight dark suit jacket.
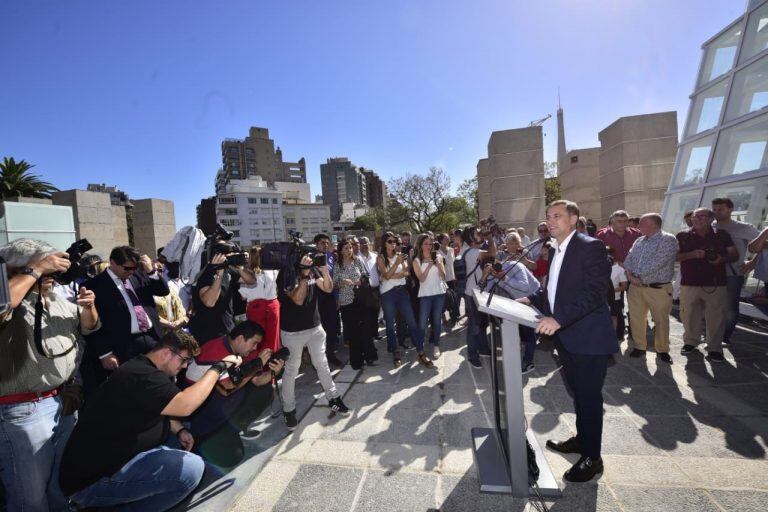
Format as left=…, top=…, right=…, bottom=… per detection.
left=528, top=232, right=618, bottom=355
left=83, top=269, right=170, bottom=361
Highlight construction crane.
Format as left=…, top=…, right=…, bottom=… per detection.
left=529, top=114, right=551, bottom=127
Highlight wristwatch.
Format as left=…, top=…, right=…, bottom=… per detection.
left=20, top=267, right=41, bottom=280
left=210, top=361, right=229, bottom=375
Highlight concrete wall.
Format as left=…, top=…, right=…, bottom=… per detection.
left=598, top=112, right=678, bottom=225
left=477, top=158, right=491, bottom=220
left=111, top=205, right=129, bottom=249
left=482, top=126, right=546, bottom=235
left=132, top=199, right=176, bottom=257
left=559, top=148, right=602, bottom=223
left=52, top=189, right=117, bottom=256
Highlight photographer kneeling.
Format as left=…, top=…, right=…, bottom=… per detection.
left=184, top=320, right=285, bottom=467
left=59, top=330, right=241, bottom=511
left=190, top=242, right=256, bottom=345
left=0, top=239, right=100, bottom=512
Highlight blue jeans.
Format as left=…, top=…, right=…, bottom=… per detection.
left=381, top=286, right=425, bottom=352
left=465, top=295, right=489, bottom=361
left=521, top=325, right=536, bottom=365
left=724, top=275, right=744, bottom=342
left=419, top=294, right=445, bottom=346
left=70, top=445, right=205, bottom=511
left=0, top=394, right=75, bottom=512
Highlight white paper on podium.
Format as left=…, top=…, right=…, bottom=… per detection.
left=472, top=289, right=541, bottom=328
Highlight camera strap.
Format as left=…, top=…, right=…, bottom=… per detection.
left=33, top=292, right=76, bottom=359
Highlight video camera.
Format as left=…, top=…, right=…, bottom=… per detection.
left=55, top=239, right=94, bottom=285
left=260, top=230, right=324, bottom=271
left=204, top=223, right=247, bottom=270
left=228, top=346, right=290, bottom=386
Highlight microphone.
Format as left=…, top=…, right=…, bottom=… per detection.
left=485, top=237, right=548, bottom=307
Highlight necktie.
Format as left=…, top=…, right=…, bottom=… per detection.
left=123, top=278, right=151, bottom=332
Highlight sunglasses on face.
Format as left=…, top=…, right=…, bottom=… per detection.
left=386, top=240, right=397, bottom=245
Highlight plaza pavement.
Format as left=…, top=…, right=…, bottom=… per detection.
left=176, top=314, right=768, bottom=512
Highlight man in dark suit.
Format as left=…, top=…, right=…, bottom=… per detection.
left=518, top=200, right=618, bottom=483
left=82, top=245, right=169, bottom=392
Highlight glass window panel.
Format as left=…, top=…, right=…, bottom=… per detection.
left=698, top=24, right=742, bottom=87
left=726, top=55, right=768, bottom=121
left=672, top=135, right=715, bottom=186
left=686, top=79, right=729, bottom=136
left=750, top=0, right=765, bottom=10
left=710, top=113, right=768, bottom=179
left=701, top=177, right=768, bottom=229
left=662, top=190, right=702, bottom=233
left=741, top=2, right=768, bottom=63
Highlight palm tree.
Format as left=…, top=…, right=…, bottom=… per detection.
left=0, top=157, right=59, bottom=199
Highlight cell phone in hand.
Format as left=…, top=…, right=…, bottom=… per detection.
left=401, top=246, right=410, bottom=255
left=430, top=250, right=437, bottom=261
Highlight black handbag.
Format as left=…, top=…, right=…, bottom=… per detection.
left=354, top=260, right=380, bottom=311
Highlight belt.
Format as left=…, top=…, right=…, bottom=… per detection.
left=0, top=387, right=59, bottom=405
left=642, top=282, right=671, bottom=289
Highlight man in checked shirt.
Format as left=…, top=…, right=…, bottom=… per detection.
left=623, top=213, right=680, bottom=363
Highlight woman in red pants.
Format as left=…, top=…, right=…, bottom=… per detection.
left=240, top=247, right=280, bottom=353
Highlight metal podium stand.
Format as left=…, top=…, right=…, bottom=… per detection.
left=470, top=289, right=561, bottom=499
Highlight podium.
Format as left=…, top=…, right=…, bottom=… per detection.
left=470, top=289, right=561, bottom=498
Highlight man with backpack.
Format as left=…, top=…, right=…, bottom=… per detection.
left=457, top=225, right=497, bottom=368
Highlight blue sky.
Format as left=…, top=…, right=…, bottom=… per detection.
left=1, top=0, right=748, bottom=228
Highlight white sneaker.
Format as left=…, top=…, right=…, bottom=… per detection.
left=433, top=345, right=441, bottom=359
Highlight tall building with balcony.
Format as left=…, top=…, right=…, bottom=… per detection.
left=320, top=157, right=368, bottom=221
left=218, top=127, right=306, bottom=191
left=662, top=0, right=768, bottom=231
left=361, top=168, right=388, bottom=209
left=215, top=175, right=283, bottom=248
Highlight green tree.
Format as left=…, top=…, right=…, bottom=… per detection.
left=0, top=157, right=59, bottom=199
left=457, top=176, right=478, bottom=221
left=388, top=167, right=454, bottom=233
left=545, top=176, right=561, bottom=205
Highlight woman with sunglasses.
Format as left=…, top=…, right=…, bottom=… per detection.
left=334, top=238, right=375, bottom=370
left=377, top=232, right=432, bottom=368
left=412, top=233, right=447, bottom=360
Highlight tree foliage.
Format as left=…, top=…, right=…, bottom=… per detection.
left=457, top=176, right=478, bottom=220
left=0, top=157, right=59, bottom=199
left=387, top=167, right=475, bottom=234
left=545, top=177, right=561, bottom=206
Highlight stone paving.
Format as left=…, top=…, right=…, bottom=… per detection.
left=182, top=314, right=768, bottom=512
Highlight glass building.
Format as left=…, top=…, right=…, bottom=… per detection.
left=662, top=0, right=768, bottom=232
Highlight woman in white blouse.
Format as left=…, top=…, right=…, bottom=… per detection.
left=412, top=233, right=448, bottom=359
left=239, top=247, right=280, bottom=353
left=377, top=231, right=433, bottom=369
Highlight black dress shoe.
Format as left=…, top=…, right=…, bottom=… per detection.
left=326, top=354, right=345, bottom=368
left=546, top=436, right=582, bottom=454
left=658, top=352, right=672, bottom=364
left=563, top=456, right=603, bottom=483
left=629, top=348, right=646, bottom=358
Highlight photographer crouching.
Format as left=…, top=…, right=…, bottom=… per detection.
left=0, top=239, right=100, bottom=512
left=189, top=241, right=256, bottom=345
left=183, top=320, right=285, bottom=467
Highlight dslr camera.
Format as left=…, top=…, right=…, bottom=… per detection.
left=55, top=239, right=94, bottom=284
left=704, top=247, right=719, bottom=262
left=228, top=346, right=290, bottom=386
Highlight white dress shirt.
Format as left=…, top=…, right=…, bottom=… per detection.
left=106, top=268, right=155, bottom=334
left=547, top=230, right=576, bottom=313
left=357, top=251, right=380, bottom=288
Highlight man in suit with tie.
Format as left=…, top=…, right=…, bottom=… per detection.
left=518, top=200, right=618, bottom=483
left=82, top=245, right=170, bottom=392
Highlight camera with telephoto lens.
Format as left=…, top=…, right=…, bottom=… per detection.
left=704, top=247, right=719, bottom=262
left=55, top=239, right=93, bottom=284
left=228, top=346, right=290, bottom=386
